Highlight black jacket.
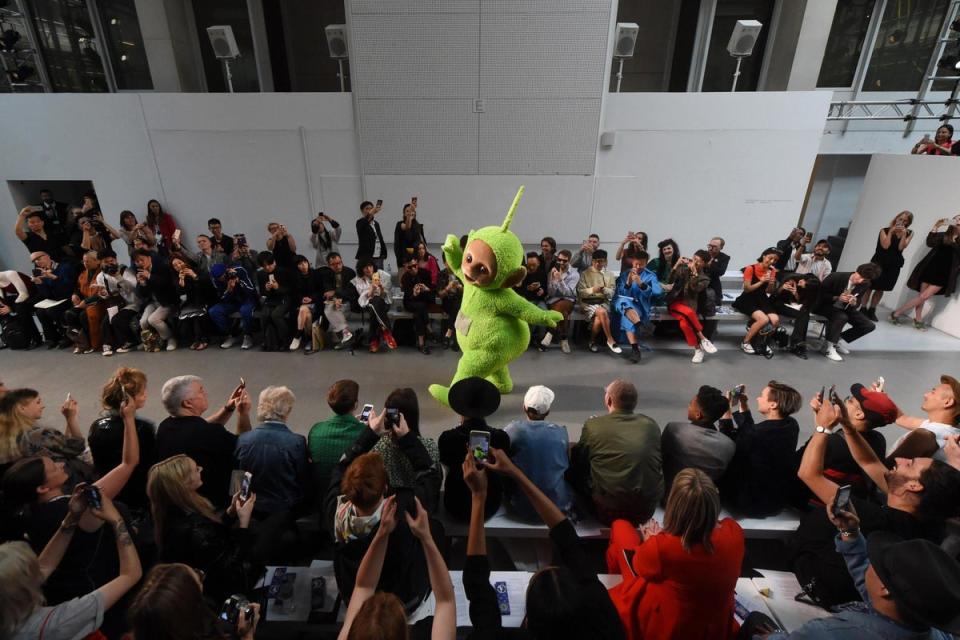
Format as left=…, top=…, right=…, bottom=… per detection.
left=438, top=420, right=510, bottom=521
left=719, top=411, right=799, bottom=517
left=318, top=265, right=357, bottom=301
left=355, top=217, right=387, bottom=260
left=815, top=272, right=869, bottom=311
left=394, top=220, right=426, bottom=268
left=292, top=267, right=323, bottom=304
left=705, top=251, right=730, bottom=307
left=87, top=415, right=158, bottom=511
left=137, top=260, right=179, bottom=306
left=256, top=267, right=293, bottom=306
left=323, top=427, right=442, bottom=614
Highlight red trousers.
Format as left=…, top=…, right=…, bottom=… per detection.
left=668, top=301, right=702, bottom=347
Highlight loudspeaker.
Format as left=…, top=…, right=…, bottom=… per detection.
left=613, top=22, right=639, bottom=59
left=206, top=25, right=240, bottom=59
left=727, top=20, right=763, bottom=56
left=325, top=24, right=349, bottom=60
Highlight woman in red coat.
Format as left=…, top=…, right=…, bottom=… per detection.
left=605, top=468, right=745, bottom=640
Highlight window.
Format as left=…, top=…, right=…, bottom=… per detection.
left=862, top=0, right=950, bottom=91
left=99, top=0, right=152, bottom=90
left=30, top=0, right=109, bottom=92
left=700, top=0, right=775, bottom=92
left=817, top=0, right=878, bottom=88
left=261, top=0, right=350, bottom=92
left=192, top=0, right=260, bottom=92
left=609, top=0, right=695, bottom=92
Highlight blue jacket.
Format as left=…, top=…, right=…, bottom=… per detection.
left=764, top=534, right=951, bottom=639
left=215, top=266, right=258, bottom=306
left=234, top=421, right=310, bottom=514
left=614, top=268, right=661, bottom=327
left=35, top=261, right=77, bottom=301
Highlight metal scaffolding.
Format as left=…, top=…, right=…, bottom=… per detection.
left=827, top=99, right=960, bottom=121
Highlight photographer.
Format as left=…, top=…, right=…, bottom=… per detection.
left=616, top=230, right=647, bottom=273
left=117, top=210, right=155, bottom=262
left=95, top=249, right=143, bottom=355
left=373, top=388, right=441, bottom=502
left=210, top=263, right=258, bottom=350
left=63, top=250, right=106, bottom=353
left=664, top=254, right=715, bottom=364
left=255, top=251, right=293, bottom=351
left=14, top=207, right=69, bottom=262
left=145, top=199, right=178, bottom=254
left=400, top=256, right=435, bottom=355
left=172, top=233, right=227, bottom=279
left=310, top=211, right=342, bottom=267
left=393, top=202, right=426, bottom=270
left=208, top=218, right=235, bottom=256
left=355, top=200, right=388, bottom=270
left=230, top=234, right=259, bottom=278
left=772, top=273, right=820, bottom=360
left=133, top=248, right=179, bottom=351
left=27, top=250, right=77, bottom=348
left=76, top=211, right=120, bottom=254
left=613, top=253, right=661, bottom=364
left=265, top=222, right=297, bottom=269
left=515, top=252, right=548, bottom=345
left=128, top=563, right=260, bottom=640
left=319, top=252, right=358, bottom=347
left=172, top=257, right=214, bottom=351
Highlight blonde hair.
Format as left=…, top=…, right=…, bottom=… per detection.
left=101, top=367, right=147, bottom=411
left=256, top=385, right=296, bottom=423
left=0, top=541, right=44, bottom=637
left=663, top=468, right=720, bottom=553
left=147, top=455, right=219, bottom=552
left=0, top=389, right=39, bottom=462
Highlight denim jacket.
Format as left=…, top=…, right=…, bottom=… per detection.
left=764, top=534, right=951, bottom=639
left=234, top=421, right=310, bottom=514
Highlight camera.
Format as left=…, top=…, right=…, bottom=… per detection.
left=103, top=263, right=119, bottom=275
left=385, top=408, right=400, bottom=429
left=32, top=268, right=42, bottom=277
left=235, top=234, right=247, bottom=248
left=219, top=594, right=254, bottom=626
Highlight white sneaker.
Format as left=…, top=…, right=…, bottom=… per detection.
left=740, top=342, right=755, bottom=354
left=541, top=332, right=553, bottom=347
left=241, top=335, right=254, bottom=350
left=607, top=341, right=622, bottom=354
left=102, top=345, right=113, bottom=357
left=836, top=341, right=851, bottom=355
left=691, top=348, right=704, bottom=364
left=824, top=344, right=843, bottom=362
left=341, top=329, right=353, bottom=343
left=560, top=339, right=571, bottom=354
left=699, top=338, right=717, bottom=354
left=289, top=336, right=302, bottom=351
left=165, top=338, right=178, bottom=351
left=220, top=335, right=236, bottom=349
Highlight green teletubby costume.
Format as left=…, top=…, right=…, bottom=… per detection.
left=429, top=186, right=564, bottom=407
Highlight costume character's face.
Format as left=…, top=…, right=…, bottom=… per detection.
left=462, top=239, right=497, bottom=287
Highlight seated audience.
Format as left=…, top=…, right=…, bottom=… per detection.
left=538, top=236, right=557, bottom=271
left=613, top=253, right=661, bottom=364
left=660, top=385, right=734, bottom=490
left=664, top=257, right=716, bottom=363
left=791, top=394, right=960, bottom=606
left=463, top=449, right=626, bottom=640
left=265, top=222, right=297, bottom=269
left=255, top=251, right=293, bottom=351
left=310, top=211, right=341, bottom=267
left=0, top=389, right=91, bottom=481
left=0, top=489, right=142, bottom=640
left=576, top=249, right=621, bottom=354
left=439, top=377, right=510, bottom=521
left=793, top=238, right=833, bottom=282
left=733, top=247, right=782, bottom=355
left=95, top=249, right=143, bottom=355
left=235, top=386, right=309, bottom=517
left=704, top=237, right=730, bottom=310
left=814, top=262, right=881, bottom=362
left=290, top=254, right=322, bottom=353
left=207, top=218, right=235, bottom=257
left=155, top=375, right=250, bottom=508
left=415, top=242, right=440, bottom=286
left=128, top=563, right=261, bottom=640
left=210, top=263, right=258, bottom=350
left=308, top=379, right=366, bottom=494
left=767, top=503, right=960, bottom=639
left=88, top=367, right=158, bottom=513
left=889, top=375, right=960, bottom=461
left=63, top=250, right=106, bottom=354
left=437, top=254, right=463, bottom=350
left=0, top=269, right=38, bottom=350
left=171, top=257, right=213, bottom=351
left=503, top=385, right=573, bottom=519
left=171, top=233, right=226, bottom=278
left=351, top=258, right=397, bottom=353
left=541, top=249, right=579, bottom=353
left=147, top=454, right=262, bottom=604
left=373, top=388, right=441, bottom=505
left=790, top=383, right=892, bottom=510
left=616, top=230, right=648, bottom=273
left=516, top=252, right=548, bottom=344
left=323, top=415, right=442, bottom=617
left=719, top=381, right=800, bottom=517
left=772, top=273, right=819, bottom=360
left=27, top=250, right=76, bottom=348
left=647, top=239, right=680, bottom=292
left=569, top=379, right=663, bottom=525
left=133, top=248, right=179, bottom=351
left=400, top=255, right=435, bottom=354
left=571, top=234, right=600, bottom=272
left=605, top=469, right=743, bottom=640
left=319, top=252, right=357, bottom=347
left=775, top=226, right=808, bottom=275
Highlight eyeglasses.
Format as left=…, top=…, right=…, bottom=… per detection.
left=707, top=244, right=721, bottom=250
left=555, top=258, right=569, bottom=264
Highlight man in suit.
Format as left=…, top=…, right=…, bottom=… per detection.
left=38, top=189, right=71, bottom=235
left=355, top=200, right=387, bottom=270
left=704, top=237, right=730, bottom=339
left=813, top=263, right=881, bottom=362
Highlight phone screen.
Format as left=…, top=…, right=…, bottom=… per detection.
left=240, top=472, right=252, bottom=502
left=359, top=403, right=374, bottom=422
left=469, top=430, right=490, bottom=464
left=386, top=407, right=400, bottom=429
left=376, top=199, right=383, bottom=207
left=833, top=485, right=852, bottom=514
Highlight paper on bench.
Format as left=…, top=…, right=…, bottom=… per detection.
left=449, top=571, right=533, bottom=628
left=755, top=569, right=831, bottom=632
left=255, top=561, right=338, bottom=622
left=735, top=577, right=776, bottom=624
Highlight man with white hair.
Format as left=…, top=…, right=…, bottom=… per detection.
left=503, top=385, right=573, bottom=519
left=155, top=375, right=251, bottom=508
left=234, top=385, right=310, bottom=517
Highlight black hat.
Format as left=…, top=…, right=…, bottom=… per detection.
left=867, top=531, right=960, bottom=633
left=448, top=377, right=501, bottom=419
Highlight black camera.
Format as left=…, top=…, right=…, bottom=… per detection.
left=226, top=269, right=239, bottom=280
left=32, top=268, right=42, bottom=277
left=219, top=594, right=254, bottom=626
left=103, top=263, right=119, bottom=275
left=385, top=408, right=400, bottom=429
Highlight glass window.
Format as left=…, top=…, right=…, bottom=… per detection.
left=817, top=0, right=878, bottom=88
left=99, top=0, right=152, bottom=90
left=700, top=0, right=775, bottom=92
left=261, top=0, right=350, bottom=92
left=609, top=0, right=694, bottom=92
left=862, top=0, right=949, bottom=91
left=30, top=0, right=109, bottom=92
left=192, top=0, right=260, bottom=92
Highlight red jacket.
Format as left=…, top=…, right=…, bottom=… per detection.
left=608, top=518, right=744, bottom=640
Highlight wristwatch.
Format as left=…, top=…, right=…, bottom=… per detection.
left=815, top=425, right=833, bottom=434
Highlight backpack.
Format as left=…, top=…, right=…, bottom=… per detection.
left=0, top=317, right=30, bottom=350
left=141, top=328, right=163, bottom=352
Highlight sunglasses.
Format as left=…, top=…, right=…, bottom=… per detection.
left=556, top=258, right=569, bottom=264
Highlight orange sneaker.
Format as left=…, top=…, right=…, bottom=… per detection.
left=369, top=337, right=381, bottom=353
left=382, top=329, right=398, bottom=350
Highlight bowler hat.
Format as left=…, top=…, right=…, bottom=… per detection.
left=448, top=377, right=501, bottom=419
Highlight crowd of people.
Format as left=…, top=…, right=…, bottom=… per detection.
left=1, top=365, right=959, bottom=639
left=5, top=189, right=959, bottom=365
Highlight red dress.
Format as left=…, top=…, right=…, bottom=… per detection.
left=606, top=518, right=745, bottom=640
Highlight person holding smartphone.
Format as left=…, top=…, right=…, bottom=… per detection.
left=911, top=124, right=954, bottom=155
left=310, top=211, right=342, bottom=267
left=861, top=210, right=913, bottom=321
left=355, top=200, right=388, bottom=270
left=62, top=250, right=106, bottom=354
left=892, top=214, right=960, bottom=330
left=393, top=203, right=426, bottom=271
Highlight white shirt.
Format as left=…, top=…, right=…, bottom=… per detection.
left=795, top=254, right=833, bottom=282
left=892, top=420, right=960, bottom=462
left=351, top=270, right=392, bottom=308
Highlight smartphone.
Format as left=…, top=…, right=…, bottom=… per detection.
left=494, top=581, right=511, bottom=615
left=239, top=377, right=246, bottom=390
left=122, top=388, right=132, bottom=406
left=828, top=385, right=840, bottom=406
left=386, top=407, right=400, bottom=429
left=32, top=268, right=42, bottom=277
left=375, top=199, right=383, bottom=207
left=412, top=196, right=418, bottom=205
left=469, top=430, right=490, bottom=465
left=359, top=403, right=374, bottom=423
left=84, top=485, right=103, bottom=510
left=819, top=386, right=826, bottom=402
left=874, top=376, right=885, bottom=392
left=172, top=229, right=182, bottom=242
left=239, top=471, right=252, bottom=503
left=832, top=484, right=852, bottom=514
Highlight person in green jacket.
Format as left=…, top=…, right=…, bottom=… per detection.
left=308, top=379, right=367, bottom=494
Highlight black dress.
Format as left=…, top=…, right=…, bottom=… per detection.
left=907, top=231, right=960, bottom=296
left=869, top=228, right=910, bottom=291
left=917, top=244, right=954, bottom=287
left=732, top=264, right=775, bottom=315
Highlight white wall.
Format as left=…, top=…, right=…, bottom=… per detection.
left=1, top=91, right=829, bottom=272
left=838, top=154, right=960, bottom=338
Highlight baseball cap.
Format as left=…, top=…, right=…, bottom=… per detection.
left=851, top=383, right=899, bottom=428
left=210, top=263, right=227, bottom=279
left=523, top=385, right=555, bottom=415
